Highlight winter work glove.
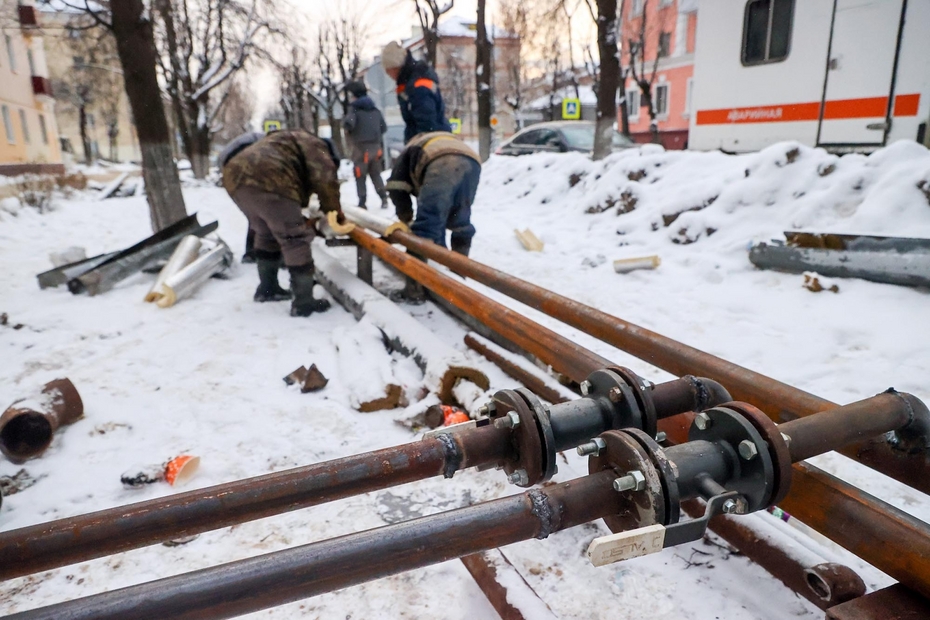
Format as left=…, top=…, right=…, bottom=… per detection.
left=390, top=190, right=413, bottom=224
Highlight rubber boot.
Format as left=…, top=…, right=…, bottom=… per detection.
left=289, top=263, right=331, bottom=317
left=254, top=251, right=291, bottom=302
left=450, top=239, right=471, bottom=257
left=380, top=195, right=389, bottom=210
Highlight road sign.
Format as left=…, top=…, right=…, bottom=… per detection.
left=449, top=118, right=462, bottom=134
left=562, top=98, right=581, bottom=120
left=263, top=119, right=282, bottom=133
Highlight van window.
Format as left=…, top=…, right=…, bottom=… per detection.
left=742, top=0, right=794, bottom=65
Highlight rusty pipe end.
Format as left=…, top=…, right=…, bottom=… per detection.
left=42, top=378, right=84, bottom=425
left=0, top=378, right=83, bottom=462
left=803, top=563, right=866, bottom=605
left=686, top=376, right=733, bottom=410
left=885, top=389, right=930, bottom=454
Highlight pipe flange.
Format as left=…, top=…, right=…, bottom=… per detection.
left=621, top=428, right=681, bottom=526
left=688, top=406, right=776, bottom=513
left=490, top=390, right=544, bottom=487
left=515, top=388, right=558, bottom=482
left=721, top=401, right=793, bottom=506
left=584, top=368, right=645, bottom=435
left=609, top=366, right=658, bottom=438
left=588, top=430, right=667, bottom=534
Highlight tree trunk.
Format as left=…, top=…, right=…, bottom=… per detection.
left=475, top=0, right=493, bottom=161
left=78, top=104, right=93, bottom=165
left=593, top=0, right=620, bottom=161
left=190, top=123, right=211, bottom=179
left=424, top=29, right=438, bottom=67
left=111, top=0, right=187, bottom=232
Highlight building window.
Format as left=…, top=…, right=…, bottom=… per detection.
left=27, top=49, right=35, bottom=75
left=654, top=83, right=669, bottom=118
left=5, top=35, right=16, bottom=72
left=658, top=32, right=671, bottom=58
left=684, top=78, right=694, bottom=117
left=39, top=114, right=48, bottom=144
left=742, top=0, right=794, bottom=65
left=2, top=105, right=15, bottom=144
left=19, top=109, right=30, bottom=143
left=626, top=88, right=641, bottom=120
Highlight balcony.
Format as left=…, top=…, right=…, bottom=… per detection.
left=31, top=76, right=53, bottom=97
left=18, top=5, right=38, bottom=28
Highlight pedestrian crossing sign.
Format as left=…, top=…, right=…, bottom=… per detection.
left=263, top=119, right=282, bottom=133
left=562, top=98, right=581, bottom=120
left=449, top=118, right=462, bottom=134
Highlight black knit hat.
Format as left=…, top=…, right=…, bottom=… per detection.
left=346, top=81, right=367, bottom=97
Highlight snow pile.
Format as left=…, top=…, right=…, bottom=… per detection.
left=479, top=140, right=930, bottom=249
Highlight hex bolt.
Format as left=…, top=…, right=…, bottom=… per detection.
left=642, top=379, right=655, bottom=391
left=655, top=431, right=667, bottom=443
left=739, top=440, right=759, bottom=461
left=608, top=387, right=623, bottom=403
left=576, top=437, right=607, bottom=456
left=694, top=412, right=712, bottom=431
left=507, top=469, right=529, bottom=486
left=477, top=404, right=489, bottom=417
left=722, top=499, right=739, bottom=514
left=613, top=470, right=646, bottom=493
left=580, top=380, right=592, bottom=396
left=493, top=411, right=521, bottom=430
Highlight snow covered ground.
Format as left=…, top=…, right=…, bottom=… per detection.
left=1, top=140, right=929, bottom=618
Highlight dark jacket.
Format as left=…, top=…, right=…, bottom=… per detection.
left=343, top=96, right=387, bottom=145
left=221, top=130, right=341, bottom=212
left=386, top=131, right=480, bottom=221
left=396, top=55, right=452, bottom=143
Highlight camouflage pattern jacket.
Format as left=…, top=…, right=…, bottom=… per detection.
left=222, top=130, right=341, bottom=212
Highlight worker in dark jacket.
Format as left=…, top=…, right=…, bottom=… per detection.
left=222, top=130, right=342, bottom=317
left=218, top=131, right=265, bottom=264
left=380, top=42, right=451, bottom=142
left=386, top=131, right=481, bottom=257
left=343, top=81, right=388, bottom=209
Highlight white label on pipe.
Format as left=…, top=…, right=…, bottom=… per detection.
left=587, top=524, right=666, bottom=566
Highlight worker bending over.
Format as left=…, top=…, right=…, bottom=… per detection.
left=386, top=131, right=481, bottom=257
left=222, top=130, right=342, bottom=317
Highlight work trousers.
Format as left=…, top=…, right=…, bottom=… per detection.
left=411, top=156, right=480, bottom=252
left=231, top=186, right=314, bottom=267
left=353, top=143, right=386, bottom=208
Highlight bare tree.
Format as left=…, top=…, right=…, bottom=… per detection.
left=497, top=0, right=532, bottom=128
left=214, top=78, right=255, bottom=144
left=154, top=0, right=276, bottom=179
left=626, top=0, right=670, bottom=143
left=412, top=0, right=453, bottom=67
left=475, top=0, right=492, bottom=160
left=52, top=0, right=187, bottom=231
left=278, top=48, right=314, bottom=133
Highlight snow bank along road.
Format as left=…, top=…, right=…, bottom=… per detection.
left=1, top=140, right=929, bottom=618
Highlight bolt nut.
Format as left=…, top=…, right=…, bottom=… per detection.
left=576, top=437, right=607, bottom=457
left=613, top=470, right=646, bottom=493
left=580, top=380, right=592, bottom=396
left=608, top=387, right=623, bottom=403
left=642, top=379, right=655, bottom=390
left=738, top=440, right=759, bottom=461
left=655, top=431, right=667, bottom=443
left=507, top=469, right=529, bottom=486
left=493, top=411, right=521, bottom=430
left=722, top=499, right=739, bottom=514
left=694, top=412, right=712, bottom=431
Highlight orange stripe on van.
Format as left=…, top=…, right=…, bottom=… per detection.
left=894, top=93, right=920, bottom=116
left=696, top=94, right=921, bottom=125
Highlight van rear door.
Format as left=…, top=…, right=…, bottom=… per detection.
left=817, top=0, right=905, bottom=147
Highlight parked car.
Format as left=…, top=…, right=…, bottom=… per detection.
left=495, top=121, right=634, bottom=156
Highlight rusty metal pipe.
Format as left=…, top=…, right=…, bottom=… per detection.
left=8, top=470, right=622, bottom=620
left=779, top=390, right=930, bottom=462
left=349, top=228, right=610, bottom=383
left=0, top=378, right=83, bottom=462
left=382, top=229, right=930, bottom=494
left=0, top=425, right=511, bottom=582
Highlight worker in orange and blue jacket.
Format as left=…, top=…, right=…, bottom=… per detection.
left=380, top=42, right=452, bottom=142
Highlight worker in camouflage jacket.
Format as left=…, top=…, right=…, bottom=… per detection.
left=386, top=131, right=481, bottom=257
left=343, top=81, right=388, bottom=209
left=222, top=129, right=343, bottom=317
left=380, top=42, right=451, bottom=142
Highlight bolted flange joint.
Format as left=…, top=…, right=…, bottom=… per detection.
left=493, top=411, right=521, bottom=430
left=612, top=470, right=646, bottom=493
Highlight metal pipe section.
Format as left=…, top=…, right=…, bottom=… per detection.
left=779, top=390, right=930, bottom=462
left=156, top=242, right=233, bottom=308
left=349, top=228, right=611, bottom=383
left=8, top=471, right=621, bottom=620
left=0, top=378, right=84, bottom=462
left=382, top=229, right=930, bottom=493
left=0, top=425, right=510, bottom=582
